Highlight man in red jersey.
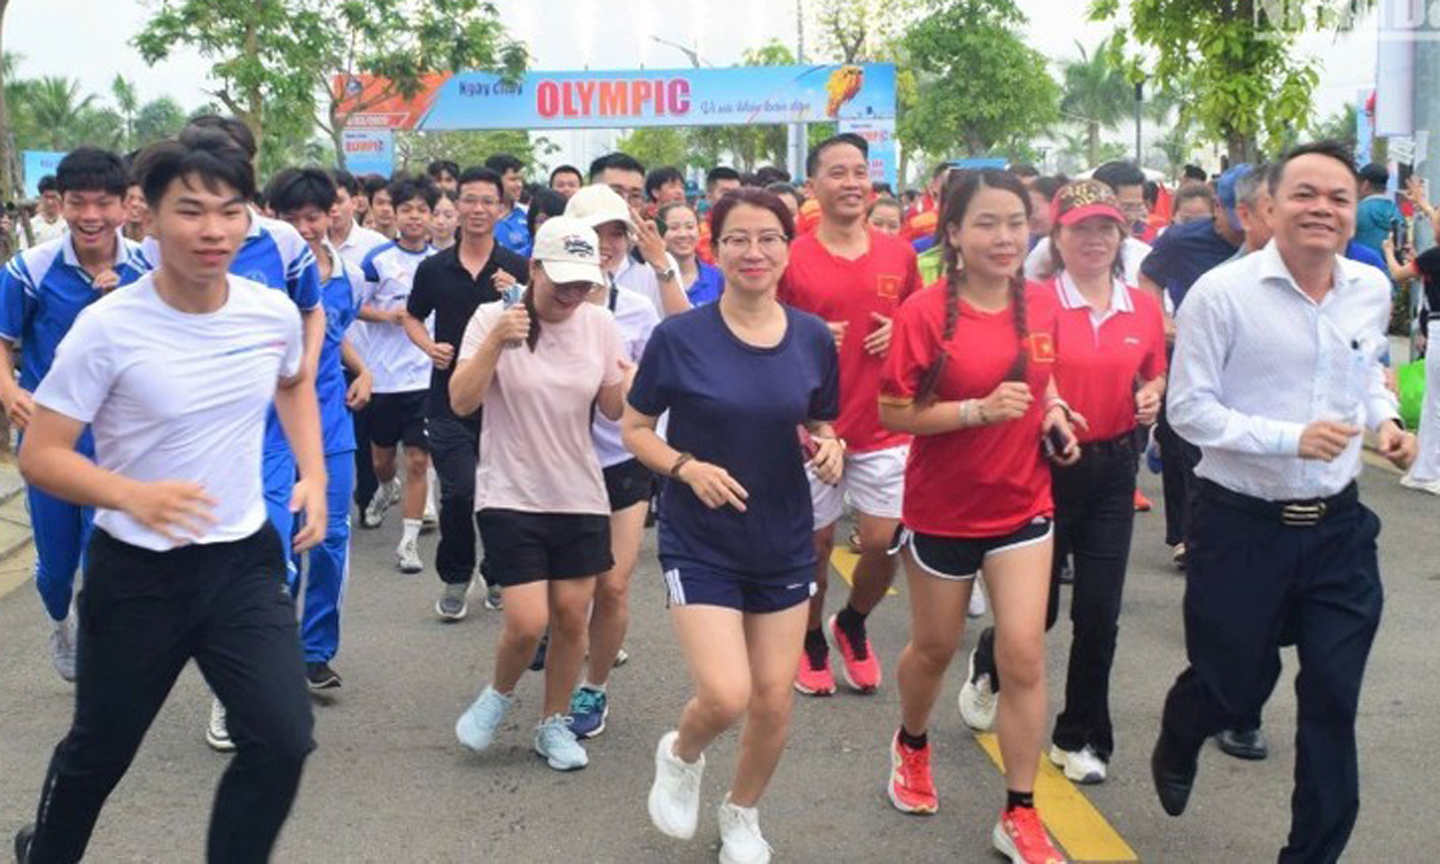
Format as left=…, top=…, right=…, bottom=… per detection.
left=782, top=134, right=923, bottom=696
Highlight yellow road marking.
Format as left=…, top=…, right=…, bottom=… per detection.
left=828, top=547, right=899, bottom=595
left=975, top=733, right=1138, bottom=862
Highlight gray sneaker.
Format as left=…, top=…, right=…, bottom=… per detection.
left=484, top=583, right=503, bottom=611
left=534, top=714, right=589, bottom=771
left=436, top=582, right=470, bottom=622
left=49, top=610, right=77, bottom=682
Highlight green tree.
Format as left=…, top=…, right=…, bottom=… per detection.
left=684, top=42, right=795, bottom=173
left=899, top=0, right=1061, bottom=158
left=111, top=75, right=139, bottom=150
left=613, top=128, right=691, bottom=173
left=811, top=0, right=924, bottom=63
left=134, top=97, right=189, bottom=147
left=393, top=130, right=557, bottom=177
left=1060, top=39, right=1131, bottom=168
left=1090, top=0, right=1362, bottom=163
left=28, top=77, right=98, bottom=150
left=0, top=3, right=17, bottom=206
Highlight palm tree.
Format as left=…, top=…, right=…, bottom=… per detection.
left=28, top=76, right=97, bottom=150
left=1059, top=39, right=1131, bottom=169
left=111, top=75, right=139, bottom=150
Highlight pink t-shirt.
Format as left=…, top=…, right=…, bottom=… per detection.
left=459, top=300, right=625, bottom=515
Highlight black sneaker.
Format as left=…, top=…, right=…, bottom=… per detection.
left=14, top=824, right=33, bottom=863
left=529, top=632, right=549, bottom=671
left=306, top=662, right=342, bottom=691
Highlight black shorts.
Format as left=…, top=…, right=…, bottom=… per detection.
left=476, top=509, right=613, bottom=587
left=604, top=458, right=653, bottom=512
left=366, top=391, right=428, bottom=450
left=890, top=517, right=1054, bottom=581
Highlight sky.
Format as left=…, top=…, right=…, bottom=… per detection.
left=4, top=0, right=1382, bottom=174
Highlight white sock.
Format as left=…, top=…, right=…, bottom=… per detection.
left=402, top=518, right=422, bottom=545
left=582, top=679, right=606, bottom=693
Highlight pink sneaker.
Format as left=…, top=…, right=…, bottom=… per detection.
left=829, top=613, right=881, bottom=692
left=794, top=649, right=836, bottom=696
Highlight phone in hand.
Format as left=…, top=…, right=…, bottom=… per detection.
left=797, top=425, right=820, bottom=460
left=1043, top=425, right=1070, bottom=459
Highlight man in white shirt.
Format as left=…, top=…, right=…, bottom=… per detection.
left=19, top=176, right=67, bottom=248
left=11, top=130, right=326, bottom=864
left=1150, top=141, right=1414, bottom=864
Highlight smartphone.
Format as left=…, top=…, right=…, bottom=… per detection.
left=797, top=425, right=820, bottom=460
left=1043, top=425, right=1070, bottom=459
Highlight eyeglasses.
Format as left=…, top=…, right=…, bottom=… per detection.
left=553, top=282, right=603, bottom=298
left=458, top=196, right=502, bottom=208
left=718, top=233, right=788, bottom=254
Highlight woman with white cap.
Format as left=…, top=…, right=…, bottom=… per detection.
left=449, top=215, right=630, bottom=773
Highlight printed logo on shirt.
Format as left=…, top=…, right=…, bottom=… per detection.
left=1123, top=336, right=1141, bottom=346
left=214, top=339, right=288, bottom=359
left=1028, top=333, right=1056, bottom=363
left=876, top=274, right=901, bottom=300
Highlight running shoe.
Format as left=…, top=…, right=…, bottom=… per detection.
left=1400, top=473, right=1440, bottom=495
left=568, top=686, right=609, bottom=739
left=968, top=580, right=988, bottom=618
left=455, top=685, right=513, bottom=752
left=361, top=479, right=400, bottom=529
left=305, top=661, right=342, bottom=691
left=529, top=632, right=548, bottom=671
left=14, top=824, right=33, bottom=863
left=614, top=647, right=630, bottom=668
left=1134, top=489, right=1153, bottom=512
left=888, top=731, right=939, bottom=814
left=206, top=698, right=235, bottom=753
left=436, top=582, right=469, bottom=621
left=1049, top=744, right=1106, bottom=784
left=717, top=795, right=773, bottom=864
left=484, top=583, right=504, bottom=611
left=1145, top=429, right=1163, bottom=474
left=828, top=613, right=881, bottom=692
left=648, top=730, right=705, bottom=840
left=534, top=714, right=588, bottom=771
left=793, top=650, right=836, bottom=696
left=993, top=806, right=1067, bottom=863
left=958, top=643, right=999, bottom=732
left=422, top=495, right=438, bottom=533
left=50, top=609, right=77, bottom=683
left=1172, top=542, right=1187, bottom=571
left=396, top=537, right=423, bottom=574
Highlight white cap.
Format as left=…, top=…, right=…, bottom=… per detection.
left=530, top=216, right=605, bottom=286
left=564, top=184, right=635, bottom=233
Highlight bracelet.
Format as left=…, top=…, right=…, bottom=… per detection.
left=960, top=399, right=976, bottom=427
left=670, top=452, right=695, bottom=479
left=1045, top=397, right=1072, bottom=419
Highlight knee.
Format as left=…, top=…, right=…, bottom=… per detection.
left=548, top=600, right=589, bottom=640
left=502, top=608, right=549, bottom=644
left=594, top=575, right=629, bottom=611
left=908, top=634, right=960, bottom=675
left=696, top=685, right=750, bottom=728
left=746, top=684, right=793, bottom=729
left=995, top=638, right=1045, bottom=690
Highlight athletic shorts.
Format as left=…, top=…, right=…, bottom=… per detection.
left=366, top=390, right=428, bottom=450
left=890, top=517, right=1053, bottom=581
left=808, top=445, right=907, bottom=530
left=604, top=458, right=653, bottom=512
left=660, top=558, right=815, bottom=614
left=476, top=508, right=613, bottom=587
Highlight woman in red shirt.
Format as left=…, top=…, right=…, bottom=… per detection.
left=959, top=180, right=1167, bottom=788
left=878, top=169, right=1079, bottom=864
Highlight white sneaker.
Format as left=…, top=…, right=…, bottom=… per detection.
left=422, top=494, right=438, bottom=532
left=717, top=795, right=773, bottom=864
left=968, top=579, right=988, bottom=619
left=397, top=537, right=423, bottom=574
left=1400, top=473, right=1440, bottom=495
left=647, top=730, right=705, bottom=840
left=958, top=648, right=998, bottom=732
left=49, top=609, right=77, bottom=682
left=205, top=698, right=236, bottom=753
left=1049, top=744, right=1107, bottom=784
left=361, top=479, right=398, bottom=529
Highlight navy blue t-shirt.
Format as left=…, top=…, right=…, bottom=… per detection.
left=629, top=302, right=839, bottom=577
left=1140, top=218, right=1238, bottom=310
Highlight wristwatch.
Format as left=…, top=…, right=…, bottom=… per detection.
left=655, top=265, right=677, bottom=282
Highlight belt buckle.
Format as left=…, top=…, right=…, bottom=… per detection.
left=1280, top=500, right=1326, bottom=527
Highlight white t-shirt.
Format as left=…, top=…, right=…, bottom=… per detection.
left=19, top=215, right=66, bottom=249
left=613, top=253, right=684, bottom=319
left=1025, top=235, right=1152, bottom=287
left=593, top=285, right=659, bottom=468
left=35, top=273, right=303, bottom=551
left=360, top=241, right=436, bottom=393
left=333, top=222, right=389, bottom=356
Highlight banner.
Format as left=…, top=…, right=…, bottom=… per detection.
left=340, top=129, right=395, bottom=177
left=22, top=151, right=67, bottom=199
left=838, top=119, right=897, bottom=191
left=337, top=64, right=896, bottom=131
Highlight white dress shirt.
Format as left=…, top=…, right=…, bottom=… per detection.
left=1168, top=240, right=1400, bottom=501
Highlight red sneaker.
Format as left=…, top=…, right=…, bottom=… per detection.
left=887, top=732, right=938, bottom=814
left=993, top=806, right=1067, bottom=863
left=828, top=613, right=881, bottom=692
left=1134, top=489, right=1153, bottom=512
left=793, top=650, right=836, bottom=696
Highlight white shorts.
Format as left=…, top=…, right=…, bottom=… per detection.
left=809, top=445, right=907, bottom=530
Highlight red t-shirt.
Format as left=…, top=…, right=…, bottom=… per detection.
left=781, top=229, right=923, bottom=452
left=696, top=219, right=716, bottom=265
left=880, top=281, right=1058, bottom=538
left=1044, top=277, right=1167, bottom=443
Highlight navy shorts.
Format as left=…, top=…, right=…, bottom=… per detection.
left=660, top=558, right=815, bottom=614
left=890, top=517, right=1053, bottom=581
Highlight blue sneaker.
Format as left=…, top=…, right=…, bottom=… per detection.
left=568, top=686, right=609, bottom=739
left=1145, top=428, right=1163, bottom=474
left=456, top=685, right=513, bottom=752
left=535, top=714, right=589, bottom=771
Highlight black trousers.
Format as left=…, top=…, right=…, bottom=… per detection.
left=1155, top=400, right=1201, bottom=547
left=348, top=371, right=378, bottom=512
left=1046, top=437, right=1138, bottom=760
left=28, top=525, right=315, bottom=864
left=1160, top=483, right=1383, bottom=864
left=428, top=413, right=482, bottom=586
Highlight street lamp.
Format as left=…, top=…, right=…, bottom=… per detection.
left=650, top=35, right=707, bottom=68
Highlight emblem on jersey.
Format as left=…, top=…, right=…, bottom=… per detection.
left=1029, top=333, right=1056, bottom=363
left=877, top=274, right=901, bottom=299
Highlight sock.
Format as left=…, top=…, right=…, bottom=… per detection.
left=402, top=518, right=422, bottom=545
left=898, top=726, right=928, bottom=750
left=582, top=679, right=606, bottom=693
left=835, top=604, right=869, bottom=656
left=1006, top=790, right=1035, bottom=811
left=803, top=627, right=828, bottom=667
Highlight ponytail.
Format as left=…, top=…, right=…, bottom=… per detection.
left=522, top=285, right=541, bottom=352
left=915, top=269, right=962, bottom=403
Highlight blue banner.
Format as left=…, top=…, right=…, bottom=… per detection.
left=340, top=130, right=395, bottom=177
left=22, top=151, right=67, bottom=199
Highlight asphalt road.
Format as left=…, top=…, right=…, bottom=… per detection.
left=1, top=463, right=1437, bottom=862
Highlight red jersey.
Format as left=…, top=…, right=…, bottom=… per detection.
left=1044, top=277, right=1166, bottom=443
left=796, top=199, right=822, bottom=235
left=880, top=281, right=1059, bottom=538
left=696, top=218, right=716, bottom=264
left=781, top=229, right=923, bottom=452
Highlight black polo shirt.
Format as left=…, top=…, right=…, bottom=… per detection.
left=408, top=241, right=529, bottom=421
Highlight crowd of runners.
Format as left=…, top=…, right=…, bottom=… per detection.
left=0, top=114, right=1422, bottom=864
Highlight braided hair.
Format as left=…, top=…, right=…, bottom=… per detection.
left=915, top=169, right=1033, bottom=402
